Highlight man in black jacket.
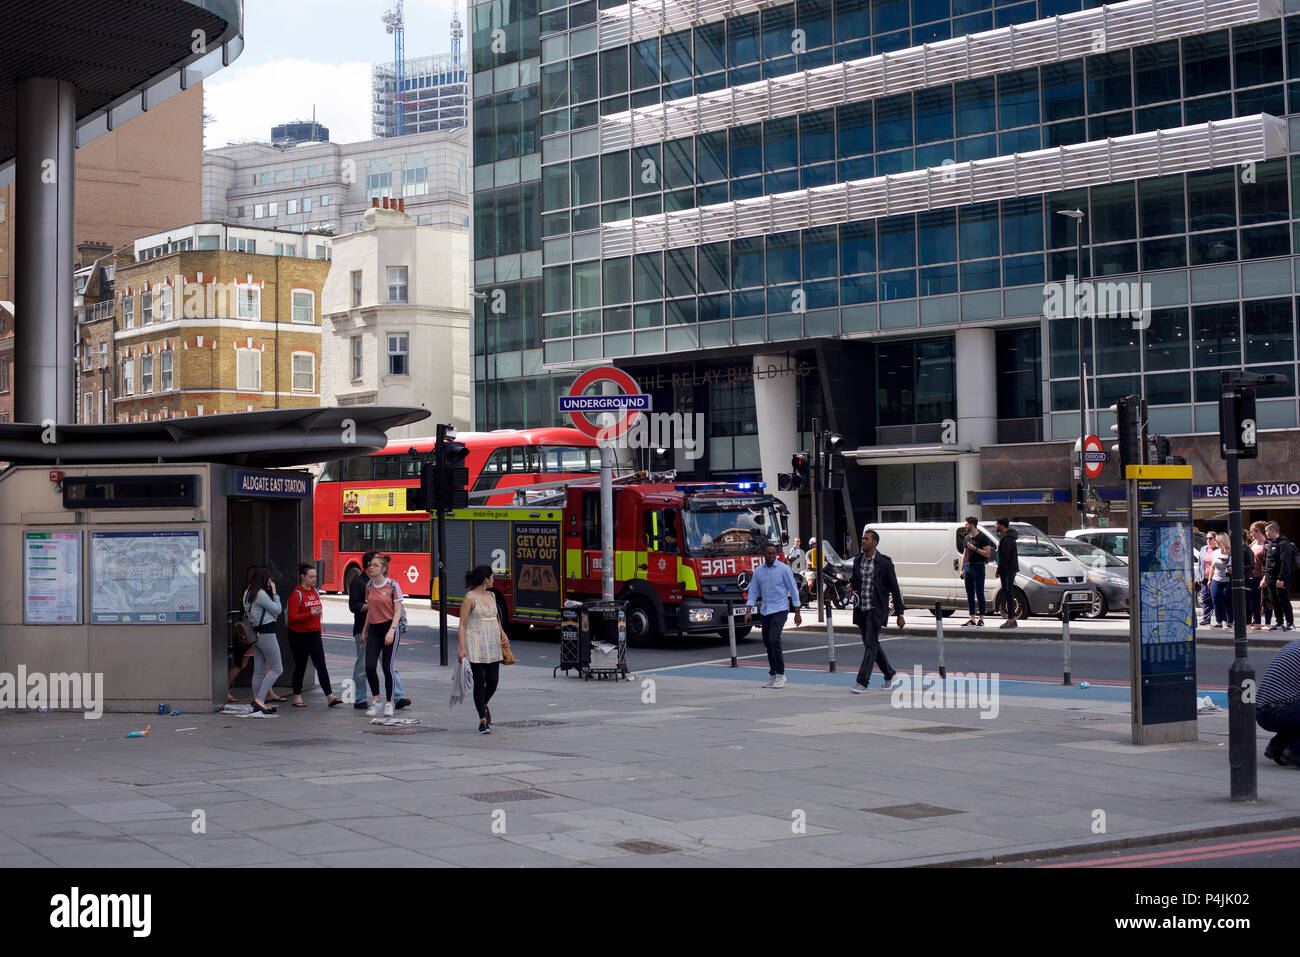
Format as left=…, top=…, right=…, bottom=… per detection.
left=995, top=518, right=1020, bottom=629
left=1263, top=522, right=1296, bottom=632
left=846, top=528, right=905, bottom=693
left=349, top=551, right=412, bottom=708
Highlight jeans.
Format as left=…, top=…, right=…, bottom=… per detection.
left=1267, top=579, right=1294, bottom=628
left=1209, top=579, right=1233, bottom=625
left=964, top=563, right=986, bottom=617
left=760, top=611, right=788, bottom=676
left=251, top=629, right=283, bottom=703
left=855, top=613, right=896, bottom=687
left=288, top=628, right=331, bottom=696
left=353, top=629, right=404, bottom=702
left=364, top=621, right=400, bottom=701
left=1201, top=580, right=1213, bottom=624
left=1249, top=576, right=1271, bottom=626
left=1000, top=574, right=1018, bottom=617
left=1257, top=699, right=1300, bottom=758
left=470, top=661, right=500, bottom=721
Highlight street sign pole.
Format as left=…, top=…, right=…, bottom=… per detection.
left=1224, top=438, right=1255, bottom=801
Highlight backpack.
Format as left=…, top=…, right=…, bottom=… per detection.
left=234, top=598, right=267, bottom=660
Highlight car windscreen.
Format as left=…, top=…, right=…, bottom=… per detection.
left=682, top=504, right=782, bottom=555
left=1059, top=541, right=1126, bottom=567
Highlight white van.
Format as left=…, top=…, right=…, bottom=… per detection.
left=865, top=521, right=1095, bottom=619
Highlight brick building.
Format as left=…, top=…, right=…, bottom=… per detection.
left=103, top=223, right=332, bottom=421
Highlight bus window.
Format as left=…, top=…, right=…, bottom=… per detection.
left=341, top=457, right=373, bottom=482
left=581, top=492, right=600, bottom=550
left=399, top=521, right=425, bottom=553
left=319, top=460, right=339, bottom=482
left=341, top=522, right=371, bottom=552
left=508, top=446, right=527, bottom=473
left=373, top=454, right=405, bottom=480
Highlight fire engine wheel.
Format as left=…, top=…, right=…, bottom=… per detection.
left=343, top=564, right=362, bottom=595
left=625, top=598, right=660, bottom=647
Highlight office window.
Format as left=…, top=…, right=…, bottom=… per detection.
left=238, top=286, right=261, bottom=319
left=292, top=290, right=315, bottom=323
left=123, top=358, right=134, bottom=396
left=351, top=335, right=363, bottom=379
left=123, top=295, right=134, bottom=328
left=157, top=284, right=173, bottom=321
left=314, top=244, right=328, bottom=261
left=387, top=266, right=409, bottom=303
left=387, top=333, right=409, bottom=375
left=321, top=194, right=331, bottom=206
left=274, top=242, right=297, bottom=257
left=141, top=291, right=153, bottom=325
left=83, top=391, right=95, bottom=423
left=287, top=199, right=299, bottom=215
left=161, top=352, right=173, bottom=391
left=268, top=202, right=278, bottom=217
left=237, top=349, right=261, bottom=390
left=303, top=197, right=312, bottom=213
left=0, top=358, right=8, bottom=392
left=255, top=204, right=266, bottom=219
left=141, top=355, right=154, bottom=393
left=292, top=353, right=315, bottom=392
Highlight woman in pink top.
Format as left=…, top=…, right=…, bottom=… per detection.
left=361, top=554, right=405, bottom=718
left=1200, top=532, right=1218, bottom=624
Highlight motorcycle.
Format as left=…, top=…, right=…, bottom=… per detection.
left=800, top=565, right=859, bottom=610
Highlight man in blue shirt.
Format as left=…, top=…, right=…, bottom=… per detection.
left=744, top=542, right=803, bottom=688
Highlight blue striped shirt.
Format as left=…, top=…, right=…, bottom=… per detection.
left=746, top=560, right=801, bottom=616
left=1259, top=639, right=1300, bottom=706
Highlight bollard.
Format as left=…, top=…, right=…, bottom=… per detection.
left=826, top=603, right=837, bottom=673
left=1061, top=604, right=1072, bottom=686
left=728, top=608, right=738, bottom=668
left=934, top=601, right=947, bottom=680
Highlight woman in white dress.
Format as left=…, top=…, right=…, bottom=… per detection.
left=457, top=564, right=512, bottom=734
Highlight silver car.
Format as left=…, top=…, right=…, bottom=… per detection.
left=1054, top=537, right=1130, bottom=618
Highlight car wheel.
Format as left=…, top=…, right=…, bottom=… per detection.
left=928, top=607, right=956, bottom=618
left=1013, top=588, right=1030, bottom=620
left=1083, top=591, right=1108, bottom=620
left=731, top=625, right=753, bottom=640
left=625, top=597, right=660, bottom=647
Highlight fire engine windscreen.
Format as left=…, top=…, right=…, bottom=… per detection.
left=682, top=504, right=783, bottom=555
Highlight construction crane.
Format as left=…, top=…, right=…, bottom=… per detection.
left=382, top=0, right=406, bottom=136
left=450, top=1, right=464, bottom=67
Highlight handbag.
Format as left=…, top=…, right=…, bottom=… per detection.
left=500, top=641, right=516, bottom=665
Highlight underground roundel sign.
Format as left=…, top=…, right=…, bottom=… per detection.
left=558, top=366, right=652, bottom=439
left=1083, top=434, right=1106, bottom=479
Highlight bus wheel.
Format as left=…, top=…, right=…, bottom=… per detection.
left=343, top=563, right=362, bottom=595
left=625, top=598, right=660, bottom=647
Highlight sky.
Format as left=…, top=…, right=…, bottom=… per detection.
left=203, top=0, right=463, bottom=149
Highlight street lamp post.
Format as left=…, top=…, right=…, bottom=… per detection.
left=1058, top=208, right=1088, bottom=527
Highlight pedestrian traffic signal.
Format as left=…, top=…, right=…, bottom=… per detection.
left=778, top=452, right=810, bottom=491
left=1219, top=381, right=1258, bottom=461
left=1109, top=394, right=1146, bottom=473
left=438, top=436, right=470, bottom=510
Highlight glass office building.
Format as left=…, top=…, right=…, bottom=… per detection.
left=471, top=0, right=1300, bottom=538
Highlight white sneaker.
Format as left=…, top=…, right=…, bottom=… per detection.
left=365, top=700, right=380, bottom=716
left=383, top=701, right=395, bottom=717
left=772, top=675, right=787, bottom=689
left=762, top=676, right=778, bottom=688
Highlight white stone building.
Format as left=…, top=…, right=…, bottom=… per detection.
left=321, top=201, right=471, bottom=436
left=204, top=127, right=468, bottom=237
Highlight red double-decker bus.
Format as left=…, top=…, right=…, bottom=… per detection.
left=314, top=427, right=601, bottom=596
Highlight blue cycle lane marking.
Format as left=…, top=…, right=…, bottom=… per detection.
left=640, top=662, right=1231, bottom=709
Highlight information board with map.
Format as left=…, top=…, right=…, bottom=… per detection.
left=90, top=530, right=205, bottom=624
left=1134, top=478, right=1196, bottom=677
left=23, top=530, right=82, bottom=624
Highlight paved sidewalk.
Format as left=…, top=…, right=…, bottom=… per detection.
left=2, top=659, right=1299, bottom=867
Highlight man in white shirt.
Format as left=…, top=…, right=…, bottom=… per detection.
left=744, top=542, right=803, bottom=688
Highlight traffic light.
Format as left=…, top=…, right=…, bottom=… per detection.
left=778, top=452, right=810, bottom=491
left=824, top=433, right=844, bottom=490
left=438, top=436, right=470, bottom=510
left=1219, top=382, right=1258, bottom=461
left=1109, top=394, right=1146, bottom=473
left=1147, top=433, right=1184, bottom=466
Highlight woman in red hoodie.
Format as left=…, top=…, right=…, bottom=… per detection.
left=288, top=563, right=343, bottom=707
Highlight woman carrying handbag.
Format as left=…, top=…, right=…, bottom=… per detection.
left=456, top=565, right=513, bottom=734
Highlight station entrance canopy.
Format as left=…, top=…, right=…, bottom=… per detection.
left=0, top=407, right=430, bottom=468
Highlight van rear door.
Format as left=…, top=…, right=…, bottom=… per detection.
left=889, top=526, right=958, bottom=609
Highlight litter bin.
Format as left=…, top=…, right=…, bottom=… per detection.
left=581, top=600, right=627, bottom=679
left=554, top=602, right=582, bottom=677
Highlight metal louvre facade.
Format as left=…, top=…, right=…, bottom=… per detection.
left=600, top=0, right=1284, bottom=151
left=600, top=0, right=781, bottom=47
left=601, top=115, right=1290, bottom=255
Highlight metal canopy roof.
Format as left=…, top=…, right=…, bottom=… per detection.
left=0, top=406, right=430, bottom=467
left=0, top=0, right=244, bottom=180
